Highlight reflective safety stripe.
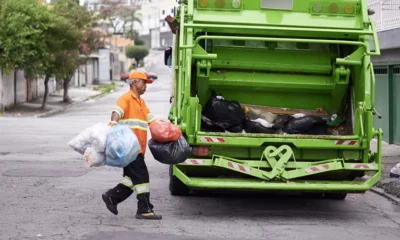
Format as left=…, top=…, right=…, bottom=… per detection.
left=120, top=176, right=134, bottom=191
left=135, top=183, right=150, bottom=194
left=113, top=106, right=124, bottom=118
left=147, top=113, right=156, bottom=123
left=118, top=119, right=148, bottom=131
left=130, top=125, right=148, bottom=131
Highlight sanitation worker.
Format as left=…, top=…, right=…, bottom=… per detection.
left=102, top=70, right=162, bottom=220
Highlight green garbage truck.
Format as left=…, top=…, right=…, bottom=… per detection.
left=164, top=0, right=382, bottom=199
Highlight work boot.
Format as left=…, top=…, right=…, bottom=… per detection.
left=102, top=193, right=118, bottom=215
left=135, top=212, right=162, bottom=220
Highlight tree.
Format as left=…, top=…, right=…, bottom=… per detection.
left=0, top=0, right=74, bottom=109
left=99, top=0, right=142, bottom=46
left=51, top=0, right=103, bottom=103
left=0, top=0, right=60, bottom=76
left=123, top=8, right=142, bottom=43
left=0, top=0, right=104, bottom=108
left=99, top=0, right=133, bottom=35
left=125, top=29, right=145, bottom=46
left=126, top=45, right=149, bottom=67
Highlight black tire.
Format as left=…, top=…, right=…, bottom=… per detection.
left=301, top=192, right=323, bottom=199
left=324, top=192, right=347, bottom=200
left=169, top=166, right=190, bottom=196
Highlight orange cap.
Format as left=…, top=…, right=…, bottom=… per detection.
left=129, top=71, right=153, bottom=84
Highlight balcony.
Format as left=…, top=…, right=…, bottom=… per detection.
left=368, top=0, right=400, bottom=31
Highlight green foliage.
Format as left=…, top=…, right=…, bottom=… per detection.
left=0, top=0, right=105, bottom=106
left=125, top=30, right=145, bottom=45
left=0, top=0, right=104, bottom=79
left=126, top=45, right=149, bottom=65
left=0, top=0, right=64, bottom=77
left=50, top=0, right=103, bottom=80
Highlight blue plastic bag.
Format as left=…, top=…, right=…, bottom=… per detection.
left=105, top=125, right=140, bottom=168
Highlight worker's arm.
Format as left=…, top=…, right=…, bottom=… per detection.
left=110, top=112, right=120, bottom=122
left=144, top=103, right=156, bottom=126
left=109, top=97, right=127, bottom=126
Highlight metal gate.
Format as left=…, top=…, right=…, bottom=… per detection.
left=374, top=67, right=389, bottom=142
left=373, top=65, right=400, bottom=144
left=393, top=66, right=400, bottom=144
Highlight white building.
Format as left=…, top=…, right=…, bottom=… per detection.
left=84, top=0, right=151, bottom=11
left=134, top=0, right=179, bottom=49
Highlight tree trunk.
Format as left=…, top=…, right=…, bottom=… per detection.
left=40, top=74, right=51, bottom=110
left=63, top=75, right=72, bottom=103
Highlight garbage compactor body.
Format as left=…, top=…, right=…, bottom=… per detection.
left=164, top=0, right=383, bottom=198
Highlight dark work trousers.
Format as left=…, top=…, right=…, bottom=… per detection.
left=106, top=154, right=154, bottom=214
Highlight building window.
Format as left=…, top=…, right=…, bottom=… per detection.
left=162, top=21, right=166, bottom=27
left=162, top=10, right=165, bottom=15
left=171, top=8, right=174, bottom=13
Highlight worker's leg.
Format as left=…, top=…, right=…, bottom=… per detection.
left=123, top=154, right=152, bottom=213
left=102, top=156, right=137, bottom=215
left=124, top=154, right=161, bottom=219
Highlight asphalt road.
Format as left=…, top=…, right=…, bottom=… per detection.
left=1, top=51, right=400, bottom=240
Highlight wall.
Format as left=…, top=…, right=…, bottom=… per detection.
left=15, top=71, right=25, bottom=104
left=0, top=71, right=15, bottom=110
left=99, top=49, right=111, bottom=82
left=0, top=69, right=57, bottom=110
left=372, top=48, right=400, bottom=64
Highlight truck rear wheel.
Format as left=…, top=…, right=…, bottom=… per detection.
left=169, top=166, right=190, bottom=196
left=324, top=192, right=347, bottom=200
left=301, top=192, right=323, bottom=199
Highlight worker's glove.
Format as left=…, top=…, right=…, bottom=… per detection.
left=108, top=121, right=118, bottom=127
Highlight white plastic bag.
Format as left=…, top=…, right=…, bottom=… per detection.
left=390, top=163, right=400, bottom=178
left=251, top=118, right=274, bottom=128
left=84, top=147, right=105, bottom=167
left=68, top=123, right=110, bottom=154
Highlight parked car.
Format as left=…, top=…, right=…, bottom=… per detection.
left=120, top=69, right=158, bottom=82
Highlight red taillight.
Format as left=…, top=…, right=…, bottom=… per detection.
left=192, top=146, right=210, bottom=156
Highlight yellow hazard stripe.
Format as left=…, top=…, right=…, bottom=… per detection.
left=118, top=118, right=149, bottom=130
left=130, top=126, right=148, bottom=131
left=120, top=176, right=134, bottom=191
left=135, top=183, right=150, bottom=194
left=147, top=113, right=156, bottom=123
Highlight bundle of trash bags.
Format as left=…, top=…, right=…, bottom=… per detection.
left=148, top=120, right=191, bottom=165
left=390, top=163, right=400, bottom=178
left=201, top=92, right=341, bottom=135
left=68, top=123, right=140, bottom=168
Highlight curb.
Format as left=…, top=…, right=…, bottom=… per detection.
left=370, top=187, right=400, bottom=204
left=35, top=107, right=65, bottom=118
left=35, top=92, right=105, bottom=118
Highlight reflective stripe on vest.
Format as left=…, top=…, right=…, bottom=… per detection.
left=135, top=183, right=150, bottom=194
left=147, top=113, right=156, bottom=123
left=120, top=176, right=134, bottom=191
left=118, top=119, right=148, bottom=131
left=113, top=106, right=124, bottom=118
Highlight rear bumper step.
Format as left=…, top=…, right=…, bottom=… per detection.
left=174, top=167, right=381, bottom=192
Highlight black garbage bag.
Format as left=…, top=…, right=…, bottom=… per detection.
left=202, top=92, right=245, bottom=130
left=304, top=123, right=330, bottom=135
left=283, top=116, right=327, bottom=134
left=273, top=115, right=292, bottom=130
left=244, top=119, right=276, bottom=134
left=227, top=124, right=244, bottom=133
left=201, top=116, right=224, bottom=132
left=148, top=136, right=191, bottom=165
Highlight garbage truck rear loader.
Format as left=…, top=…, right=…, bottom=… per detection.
left=164, top=0, right=382, bottom=199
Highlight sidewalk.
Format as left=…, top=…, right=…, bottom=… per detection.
left=370, top=140, right=400, bottom=202
left=0, top=81, right=125, bottom=118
